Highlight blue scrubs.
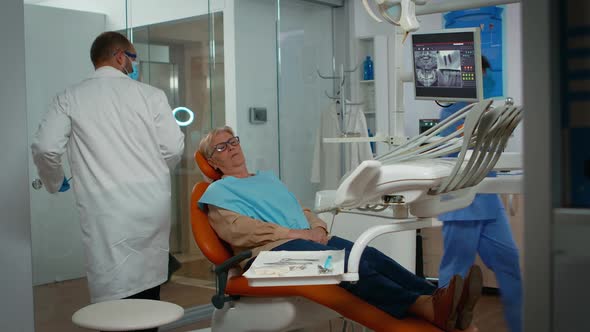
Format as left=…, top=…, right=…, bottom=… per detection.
left=438, top=102, right=522, bottom=332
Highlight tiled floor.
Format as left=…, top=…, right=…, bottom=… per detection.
left=34, top=258, right=508, bottom=332
left=34, top=258, right=218, bottom=332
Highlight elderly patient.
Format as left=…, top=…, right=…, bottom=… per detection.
left=197, top=126, right=482, bottom=332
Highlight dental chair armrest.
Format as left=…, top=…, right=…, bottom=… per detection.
left=214, top=250, right=252, bottom=274
left=212, top=250, right=253, bottom=309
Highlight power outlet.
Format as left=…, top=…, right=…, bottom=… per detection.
left=249, top=107, right=267, bottom=124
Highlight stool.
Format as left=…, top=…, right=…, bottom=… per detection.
left=72, top=299, right=184, bottom=331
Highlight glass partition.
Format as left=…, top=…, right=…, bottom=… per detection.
left=233, top=0, right=336, bottom=207
left=277, top=0, right=335, bottom=208
left=233, top=0, right=281, bottom=175
left=125, top=0, right=225, bottom=314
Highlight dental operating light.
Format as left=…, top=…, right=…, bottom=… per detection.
left=362, top=0, right=428, bottom=34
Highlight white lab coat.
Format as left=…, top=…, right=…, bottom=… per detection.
left=311, top=103, right=373, bottom=189
left=343, top=104, right=373, bottom=172
left=31, top=66, right=184, bottom=303
left=311, top=103, right=342, bottom=190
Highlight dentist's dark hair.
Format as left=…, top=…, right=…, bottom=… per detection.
left=90, top=31, right=132, bottom=67
left=481, top=56, right=491, bottom=73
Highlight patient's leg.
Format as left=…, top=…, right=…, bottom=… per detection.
left=328, top=236, right=437, bottom=294
left=273, top=238, right=424, bottom=318
left=272, top=238, right=478, bottom=331
left=274, top=237, right=442, bottom=319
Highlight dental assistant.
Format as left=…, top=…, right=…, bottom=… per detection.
left=437, top=56, right=522, bottom=332
left=31, top=31, right=184, bottom=314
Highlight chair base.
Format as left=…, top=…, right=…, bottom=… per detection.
left=211, top=296, right=341, bottom=332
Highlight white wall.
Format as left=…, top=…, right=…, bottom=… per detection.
left=350, top=0, right=398, bottom=139
left=31, top=0, right=225, bottom=31
left=26, top=0, right=121, bottom=27
left=0, top=0, right=35, bottom=330
left=503, top=3, right=523, bottom=152
left=125, top=0, right=225, bottom=31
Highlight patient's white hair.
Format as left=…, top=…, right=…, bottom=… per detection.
left=199, top=126, right=235, bottom=158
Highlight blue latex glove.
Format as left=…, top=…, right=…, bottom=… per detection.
left=58, top=176, right=71, bottom=192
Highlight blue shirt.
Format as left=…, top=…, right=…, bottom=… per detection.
left=438, top=102, right=504, bottom=221
left=199, top=170, right=310, bottom=230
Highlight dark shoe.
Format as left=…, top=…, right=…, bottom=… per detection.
left=167, top=253, right=182, bottom=282
left=432, top=274, right=464, bottom=332
left=456, top=265, right=483, bottom=330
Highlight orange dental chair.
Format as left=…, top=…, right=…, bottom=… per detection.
left=190, top=151, right=442, bottom=332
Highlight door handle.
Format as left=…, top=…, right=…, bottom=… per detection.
left=32, top=178, right=43, bottom=190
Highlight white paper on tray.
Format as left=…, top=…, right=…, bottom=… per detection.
left=243, top=250, right=345, bottom=287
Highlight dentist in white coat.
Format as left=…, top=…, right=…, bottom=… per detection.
left=31, top=31, right=184, bottom=315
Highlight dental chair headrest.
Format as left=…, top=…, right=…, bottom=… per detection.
left=195, top=151, right=222, bottom=182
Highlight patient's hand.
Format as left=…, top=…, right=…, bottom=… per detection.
left=308, top=227, right=329, bottom=245
left=287, top=228, right=329, bottom=245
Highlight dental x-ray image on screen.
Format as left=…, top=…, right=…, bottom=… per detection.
left=414, top=50, right=462, bottom=88
left=412, top=28, right=483, bottom=102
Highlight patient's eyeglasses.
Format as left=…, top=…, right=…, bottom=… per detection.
left=210, top=136, right=240, bottom=157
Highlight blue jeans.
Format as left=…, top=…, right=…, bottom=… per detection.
left=269, top=236, right=436, bottom=318
left=439, top=211, right=522, bottom=332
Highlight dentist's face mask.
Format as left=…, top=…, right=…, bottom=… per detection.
left=126, top=59, right=139, bottom=80
left=116, top=50, right=139, bottom=80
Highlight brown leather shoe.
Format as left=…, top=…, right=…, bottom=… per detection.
left=456, top=265, right=483, bottom=330
left=432, top=274, right=464, bottom=332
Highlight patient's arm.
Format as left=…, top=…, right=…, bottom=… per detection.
left=208, top=205, right=290, bottom=248
left=208, top=205, right=329, bottom=251
left=302, top=208, right=329, bottom=245
left=302, top=208, right=328, bottom=233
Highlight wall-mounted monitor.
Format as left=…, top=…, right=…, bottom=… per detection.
left=411, top=28, right=483, bottom=102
